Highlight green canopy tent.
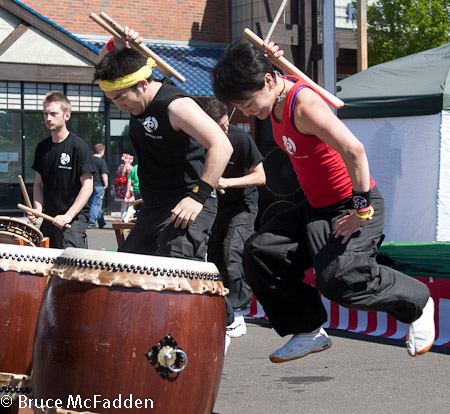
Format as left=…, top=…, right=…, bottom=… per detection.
left=335, top=44, right=450, bottom=242
left=337, top=43, right=450, bottom=119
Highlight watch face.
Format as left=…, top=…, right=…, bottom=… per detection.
left=353, top=195, right=368, bottom=209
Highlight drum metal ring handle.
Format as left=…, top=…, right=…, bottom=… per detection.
left=164, top=349, right=188, bottom=373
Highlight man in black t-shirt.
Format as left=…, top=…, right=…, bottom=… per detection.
left=28, top=91, right=95, bottom=248
left=94, top=32, right=232, bottom=262
left=88, top=143, right=109, bottom=229
left=203, top=97, right=266, bottom=338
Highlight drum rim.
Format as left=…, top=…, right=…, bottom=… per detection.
left=0, top=244, right=63, bottom=275
left=0, top=216, right=43, bottom=246
left=51, top=248, right=229, bottom=297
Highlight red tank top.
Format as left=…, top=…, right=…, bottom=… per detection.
left=270, top=77, right=374, bottom=209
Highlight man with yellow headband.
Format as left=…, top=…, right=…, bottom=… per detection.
left=94, top=34, right=233, bottom=267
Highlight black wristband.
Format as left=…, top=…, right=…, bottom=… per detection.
left=188, top=179, right=214, bottom=205
left=352, top=190, right=371, bottom=210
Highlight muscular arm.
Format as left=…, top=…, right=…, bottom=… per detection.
left=292, top=89, right=372, bottom=243
left=293, top=89, right=371, bottom=193
left=167, top=97, right=233, bottom=228
left=216, top=161, right=266, bottom=189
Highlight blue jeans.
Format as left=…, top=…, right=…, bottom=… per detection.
left=88, top=186, right=106, bottom=227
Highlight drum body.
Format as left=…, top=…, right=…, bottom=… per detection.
left=0, top=217, right=43, bottom=247
left=32, top=248, right=228, bottom=414
left=0, top=245, right=61, bottom=401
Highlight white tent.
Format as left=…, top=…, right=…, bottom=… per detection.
left=337, top=44, right=450, bottom=242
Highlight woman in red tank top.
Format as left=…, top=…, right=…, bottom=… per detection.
left=211, top=39, right=434, bottom=361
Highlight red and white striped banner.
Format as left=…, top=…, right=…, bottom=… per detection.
left=246, top=270, right=450, bottom=348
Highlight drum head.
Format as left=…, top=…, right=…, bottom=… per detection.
left=51, top=248, right=229, bottom=296
left=0, top=216, right=43, bottom=247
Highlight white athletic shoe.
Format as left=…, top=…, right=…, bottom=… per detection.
left=225, top=332, right=231, bottom=355
left=406, top=297, right=435, bottom=356
left=269, top=327, right=332, bottom=363
left=226, top=314, right=248, bottom=338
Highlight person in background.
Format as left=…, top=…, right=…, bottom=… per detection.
left=203, top=97, right=266, bottom=339
left=123, top=163, right=141, bottom=223
left=114, top=153, right=135, bottom=222
left=28, top=91, right=94, bottom=248
left=88, top=143, right=109, bottom=229
left=126, top=163, right=141, bottom=201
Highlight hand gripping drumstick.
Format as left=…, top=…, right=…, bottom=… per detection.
left=243, top=28, right=344, bottom=109
left=18, top=203, right=72, bottom=229
left=18, top=175, right=32, bottom=208
left=89, top=12, right=186, bottom=83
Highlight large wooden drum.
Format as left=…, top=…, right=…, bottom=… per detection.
left=0, top=217, right=43, bottom=247
left=32, top=248, right=228, bottom=414
left=0, top=244, right=61, bottom=407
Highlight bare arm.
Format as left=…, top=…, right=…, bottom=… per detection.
left=53, top=172, right=93, bottom=229
left=216, top=161, right=266, bottom=190
left=292, top=89, right=372, bottom=243
left=167, top=97, right=233, bottom=228
left=293, top=89, right=371, bottom=193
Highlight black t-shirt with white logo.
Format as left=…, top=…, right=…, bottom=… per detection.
left=32, top=132, right=95, bottom=216
left=129, top=81, right=206, bottom=206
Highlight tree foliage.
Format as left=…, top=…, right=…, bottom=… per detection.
left=365, top=0, right=450, bottom=66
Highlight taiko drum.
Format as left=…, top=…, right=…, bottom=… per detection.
left=0, top=244, right=61, bottom=406
left=32, top=248, right=228, bottom=414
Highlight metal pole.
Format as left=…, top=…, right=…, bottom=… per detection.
left=322, top=0, right=336, bottom=110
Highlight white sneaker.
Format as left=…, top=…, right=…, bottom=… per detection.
left=406, top=297, right=435, bottom=356
left=226, top=314, right=247, bottom=338
left=123, top=207, right=136, bottom=223
left=225, top=332, right=231, bottom=354
left=269, top=327, right=332, bottom=363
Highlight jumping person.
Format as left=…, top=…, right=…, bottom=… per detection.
left=203, top=97, right=266, bottom=338
left=28, top=91, right=95, bottom=248
left=210, top=39, right=435, bottom=362
left=94, top=31, right=233, bottom=261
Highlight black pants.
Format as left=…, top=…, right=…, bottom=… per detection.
left=208, top=202, right=256, bottom=311
left=119, top=195, right=217, bottom=261
left=243, top=186, right=430, bottom=337
left=40, top=211, right=88, bottom=249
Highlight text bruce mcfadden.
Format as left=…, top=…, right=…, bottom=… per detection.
left=19, top=394, right=154, bottom=410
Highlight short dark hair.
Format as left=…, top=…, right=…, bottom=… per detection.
left=202, top=97, right=228, bottom=122
left=211, top=39, right=276, bottom=105
left=93, top=48, right=154, bottom=85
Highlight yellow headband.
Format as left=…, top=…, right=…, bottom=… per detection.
left=99, top=58, right=157, bottom=92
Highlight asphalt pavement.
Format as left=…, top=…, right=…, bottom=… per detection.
left=86, top=215, right=450, bottom=414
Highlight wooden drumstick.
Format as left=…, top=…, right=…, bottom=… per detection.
left=265, top=0, right=289, bottom=43
left=89, top=12, right=186, bottom=83
left=18, top=203, right=72, bottom=229
left=243, top=28, right=344, bottom=109
left=18, top=175, right=32, bottom=208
